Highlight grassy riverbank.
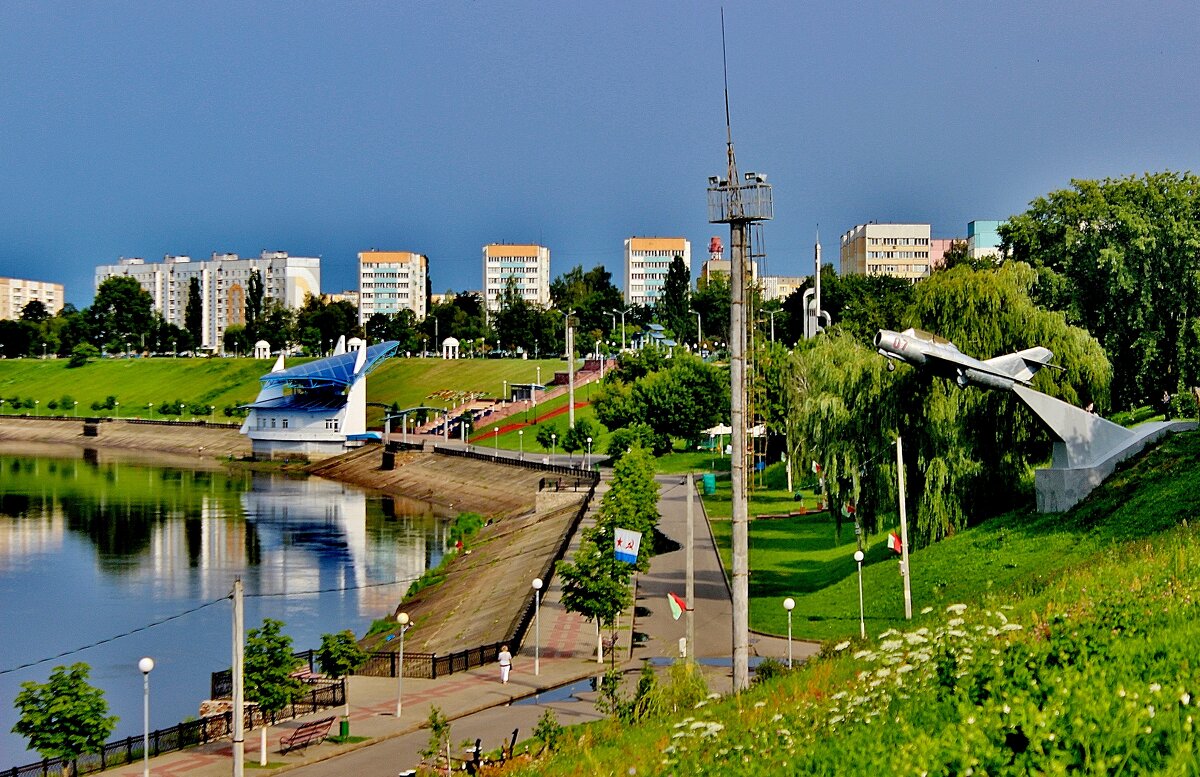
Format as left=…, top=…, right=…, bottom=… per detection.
left=512, top=431, right=1200, bottom=775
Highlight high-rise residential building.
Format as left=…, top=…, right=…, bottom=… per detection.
left=760, top=275, right=805, bottom=302
left=358, top=251, right=428, bottom=325
left=94, top=251, right=320, bottom=350
left=0, top=277, right=64, bottom=320
left=482, top=244, right=551, bottom=312
left=624, top=237, right=691, bottom=306
left=967, top=220, right=1004, bottom=259
left=839, top=223, right=932, bottom=282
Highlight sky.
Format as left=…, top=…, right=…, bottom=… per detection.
left=1, top=1, right=1198, bottom=308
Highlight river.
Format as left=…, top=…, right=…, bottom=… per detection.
left=0, top=450, right=448, bottom=763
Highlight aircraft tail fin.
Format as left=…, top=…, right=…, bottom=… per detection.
left=983, top=347, right=1056, bottom=384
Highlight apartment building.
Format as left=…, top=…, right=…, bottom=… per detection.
left=839, top=223, right=932, bottom=282
left=358, top=251, right=427, bottom=325
left=0, top=277, right=64, bottom=320
left=94, top=251, right=320, bottom=350
left=482, top=244, right=550, bottom=312
left=624, top=237, right=691, bottom=306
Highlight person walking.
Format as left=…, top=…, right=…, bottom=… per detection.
left=498, top=644, right=512, bottom=684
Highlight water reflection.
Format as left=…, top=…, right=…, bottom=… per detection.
left=0, top=451, right=446, bottom=761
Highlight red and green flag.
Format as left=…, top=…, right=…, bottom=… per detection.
left=887, top=532, right=903, bottom=554
left=668, top=592, right=687, bottom=620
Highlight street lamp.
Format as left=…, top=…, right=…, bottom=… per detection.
left=518, top=429, right=524, bottom=460
left=610, top=308, right=630, bottom=351
left=138, top=656, right=154, bottom=777
left=586, top=436, right=593, bottom=469
left=493, top=426, right=499, bottom=456
left=178, top=403, right=184, bottom=419
left=147, top=402, right=153, bottom=418
left=767, top=310, right=780, bottom=344
left=692, top=310, right=703, bottom=350
left=395, top=612, right=411, bottom=717
left=854, top=550, right=866, bottom=639
left=782, top=598, right=795, bottom=668
left=34, top=399, right=39, bottom=417
left=208, top=405, right=215, bottom=423
left=551, top=432, right=557, bottom=459
left=532, top=578, right=543, bottom=675
left=114, top=401, right=120, bottom=419
left=73, top=400, right=78, bottom=417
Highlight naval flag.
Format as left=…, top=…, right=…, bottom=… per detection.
left=614, top=528, right=642, bottom=565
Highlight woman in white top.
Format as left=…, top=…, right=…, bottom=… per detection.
left=498, top=644, right=512, bottom=684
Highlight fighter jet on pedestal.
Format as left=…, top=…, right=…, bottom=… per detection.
left=874, top=328, right=1058, bottom=391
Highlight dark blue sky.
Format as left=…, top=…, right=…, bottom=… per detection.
left=2, top=1, right=1197, bottom=308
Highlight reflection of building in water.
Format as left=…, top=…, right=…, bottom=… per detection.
left=0, top=498, right=65, bottom=571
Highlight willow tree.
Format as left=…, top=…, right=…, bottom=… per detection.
left=791, top=262, right=1109, bottom=545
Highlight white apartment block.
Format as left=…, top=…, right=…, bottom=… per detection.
left=94, top=251, right=320, bottom=350
left=0, top=277, right=64, bottom=320
left=482, top=244, right=550, bottom=312
left=624, top=237, right=691, bottom=306
left=760, top=275, right=805, bottom=302
left=839, top=223, right=932, bottom=282
left=358, top=251, right=427, bottom=325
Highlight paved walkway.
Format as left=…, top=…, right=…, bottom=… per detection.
left=107, top=467, right=816, bottom=776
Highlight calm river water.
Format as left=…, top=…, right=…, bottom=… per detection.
left=0, top=450, right=449, bottom=762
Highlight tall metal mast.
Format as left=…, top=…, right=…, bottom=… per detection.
left=706, top=11, right=772, bottom=692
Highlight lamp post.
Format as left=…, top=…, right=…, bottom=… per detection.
left=585, top=437, right=593, bottom=469
left=610, top=308, right=630, bottom=351
left=114, top=401, right=120, bottom=419
left=209, top=405, right=215, bottom=423
left=768, top=310, right=780, bottom=344
left=782, top=598, right=795, bottom=668
left=693, top=310, right=703, bottom=351
left=73, top=400, right=78, bottom=417
left=531, top=578, right=543, bottom=675
left=395, top=612, right=411, bottom=717
left=147, top=402, right=153, bottom=418
left=550, top=433, right=556, bottom=459
left=34, top=399, right=39, bottom=417
left=178, top=403, right=184, bottom=419
left=138, top=656, right=154, bottom=777
left=518, top=429, right=524, bottom=460
left=493, top=426, right=499, bottom=456
left=854, top=550, right=866, bottom=639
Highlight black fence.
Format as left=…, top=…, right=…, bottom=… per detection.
left=6, top=711, right=232, bottom=777
left=432, top=445, right=601, bottom=484
left=211, top=650, right=316, bottom=699
left=385, top=440, right=426, bottom=453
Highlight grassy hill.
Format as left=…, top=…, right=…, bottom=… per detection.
left=0, top=356, right=566, bottom=422
left=512, top=431, right=1200, bottom=775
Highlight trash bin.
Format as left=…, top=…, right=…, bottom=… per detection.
left=701, top=473, right=716, bottom=495
left=340, top=718, right=350, bottom=738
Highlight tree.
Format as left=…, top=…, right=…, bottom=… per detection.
left=184, top=277, right=203, bottom=350
left=88, top=276, right=153, bottom=352
left=223, top=324, right=251, bottom=356
left=556, top=535, right=633, bottom=662
left=550, top=264, right=624, bottom=353
left=1001, top=172, right=1200, bottom=410
left=256, top=302, right=296, bottom=352
left=782, top=265, right=913, bottom=348
left=317, top=630, right=368, bottom=722
left=691, top=274, right=730, bottom=348
left=792, top=263, right=1110, bottom=545
left=561, top=417, right=598, bottom=458
left=595, top=443, right=660, bottom=569
left=244, top=618, right=302, bottom=763
left=493, top=276, right=539, bottom=353
left=656, top=255, right=692, bottom=342
left=935, top=239, right=997, bottom=272
left=20, top=300, right=50, bottom=323
left=12, top=663, right=117, bottom=774
left=245, top=270, right=265, bottom=340
left=535, top=422, right=560, bottom=452
left=630, top=354, right=729, bottom=446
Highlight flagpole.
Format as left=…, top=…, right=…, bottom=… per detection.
left=897, top=436, right=912, bottom=620
left=686, top=472, right=695, bottom=662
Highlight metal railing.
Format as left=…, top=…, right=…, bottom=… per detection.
left=432, top=445, right=600, bottom=484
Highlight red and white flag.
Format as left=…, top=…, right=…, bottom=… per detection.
left=887, top=532, right=903, bottom=554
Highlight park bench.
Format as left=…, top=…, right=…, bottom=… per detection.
left=279, top=716, right=335, bottom=754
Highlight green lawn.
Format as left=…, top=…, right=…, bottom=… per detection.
left=0, top=356, right=568, bottom=423
left=707, top=432, right=1200, bottom=643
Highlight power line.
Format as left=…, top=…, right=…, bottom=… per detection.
left=0, top=576, right=420, bottom=675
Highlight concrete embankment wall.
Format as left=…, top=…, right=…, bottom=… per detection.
left=0, top=416, right=251, bottom=464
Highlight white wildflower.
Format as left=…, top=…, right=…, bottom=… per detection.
left=920, top=606, right=934, bottom=615
left=1150, top=683, right=1162, bottom=694
left=947, top=618, right=965, bottom=627
left=880, top=639, right=903, bottom=652
left=834, top=640, right=851, bottom=652
left=1182, top=693, right=1192, bottom=706
left=754, top=700, right=766, bottom=708
left=946, top=603, right=968, bottom=614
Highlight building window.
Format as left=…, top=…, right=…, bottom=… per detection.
left=326, top=418, right=339, bottom=431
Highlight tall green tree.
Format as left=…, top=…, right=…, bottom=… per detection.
left=595, top=352, right=729, bottom=447
left=656, top=255, right=692, bottom=343
left=245, top=270, right=265, bottom=340
left=692, top=273, right=730, bottom=348
left=550, top=264, right=624, bottom=352
left=1001, top=172, right=1200, bottom=410
left=317, top=630, right=368, bottom=722
left=184, top=277, right=203, bottom=350
left=87, top=276, right=153, bottom=352
left=12, top=663, right=117, bottom=774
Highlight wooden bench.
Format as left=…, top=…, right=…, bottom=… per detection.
left=279, top=716, right=335, bottom=754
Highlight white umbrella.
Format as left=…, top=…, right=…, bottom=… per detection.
left=704, top=423, right=733, bottom=436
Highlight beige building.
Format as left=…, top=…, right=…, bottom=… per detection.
left=0, top=277, right=64, bottom=320
left=358, top=251, right=427, bottom=325
left=840, top=223, right=932, bottom=282
left=760, top=275, right=805, bottom=302
left=94, top=251, right=320, bottom=350
left=624, top=237, right=691, bottom=306
left=482, top=244, right=550, bottom=312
